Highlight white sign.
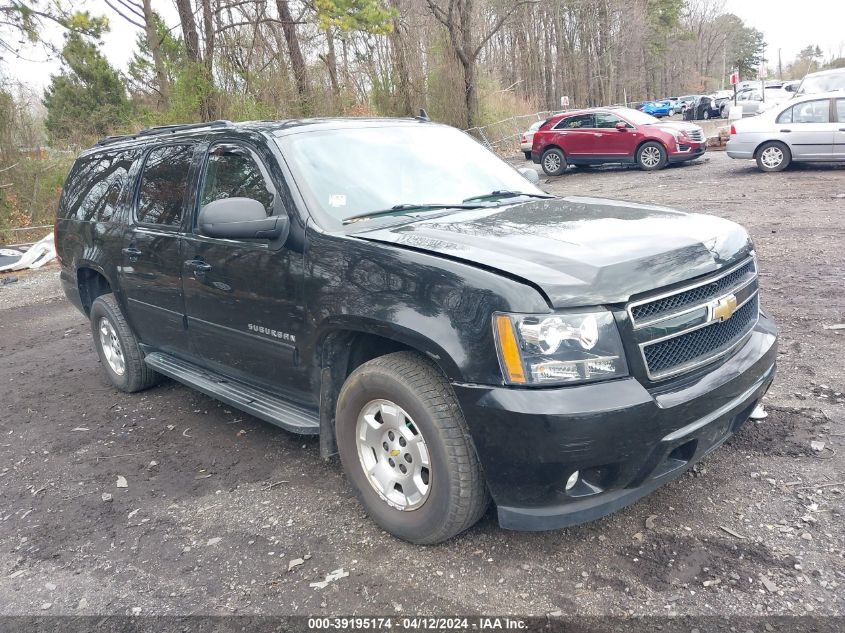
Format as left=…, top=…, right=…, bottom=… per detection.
left=560, top=95, right=570, bottom=108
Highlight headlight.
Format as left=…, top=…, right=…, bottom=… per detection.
left=493, top=311, right=627, bottom=386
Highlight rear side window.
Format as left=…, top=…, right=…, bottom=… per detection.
left=792, top=100, right=830, bottom=124
left=837, top=99, right=845, bottom=122
left=60, top=149, right=139, bottom=221
left=136, top=145, right=194, bottom=227
left=554, top=114, right=594, bottom=130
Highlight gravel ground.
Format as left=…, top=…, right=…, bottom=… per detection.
left=0, top=151, right=843, bottom=619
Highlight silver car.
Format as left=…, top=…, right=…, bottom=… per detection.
left=726, top=92, right=845, bottom=172
left=520, top=120, right=543, bottom=160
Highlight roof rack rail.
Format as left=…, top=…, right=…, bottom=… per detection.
left=95, top=120, right=233, bottom=147
left=138, top=119, right=233, bottom=137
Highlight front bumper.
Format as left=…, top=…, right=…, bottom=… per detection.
left=668, top=142, right=706, bottom=163
left=453, top=313, right=777, bottom=531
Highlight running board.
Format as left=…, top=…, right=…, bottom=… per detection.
left=144, top=352, right=319, bottom=435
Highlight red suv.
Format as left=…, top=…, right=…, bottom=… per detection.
left=531, top=107, right=706, bottom=175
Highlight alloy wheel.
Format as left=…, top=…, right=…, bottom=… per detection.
left=641, top=146, right=662, bottom=168
left=543, top=153, right=562, bottom=173
left=355, top=399, right=431, bottom=511
left=98, top=317, right=126, bottom=376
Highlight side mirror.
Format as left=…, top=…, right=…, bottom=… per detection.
left=517, top=167, right=540, bottom=184
left=199, top=197, right=290, bottom=241
left=615, top=122, right=628, bottom=131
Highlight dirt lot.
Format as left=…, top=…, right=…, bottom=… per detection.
left=1, top=151, right=843, bottom=619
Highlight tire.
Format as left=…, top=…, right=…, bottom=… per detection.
left=703, top=110, right=711, bottom=120
left=756, top=141, right=791, bottom=172
left=336, top=351, right=489, bottom=544
left=540, top=148, right=567, bottom=176
left=636, top=141, right=668, bottom=171
left=523, top=151, right=532, bottom=161
left=90, top=293, right=160, bottom=393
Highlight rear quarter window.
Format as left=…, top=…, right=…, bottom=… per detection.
left=59, top=149, right=140, bottom=222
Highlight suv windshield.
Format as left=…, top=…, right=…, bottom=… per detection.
left=798, top=71, right=845, bottom=94
left=617, top=108, right=659, bottom=125
left=275, top=124, right=544, bottom=224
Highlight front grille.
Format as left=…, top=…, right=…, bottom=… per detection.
left=687, top=129, right=704, bottom=142
left=643, top=294, right=758, bottom=378
left=630, top=258, right=756, bottom=324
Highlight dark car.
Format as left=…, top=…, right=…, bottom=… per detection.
left=531, top=107, right=706, bottom=175
left=55, top=118, right=777, bottom=543
left=683, top=95, right=721, bottom=120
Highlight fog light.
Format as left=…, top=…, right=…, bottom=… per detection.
left=565, top=470, right=579, bottom=491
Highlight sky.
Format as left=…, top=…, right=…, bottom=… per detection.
left=2, top=0, right=844, bottom=92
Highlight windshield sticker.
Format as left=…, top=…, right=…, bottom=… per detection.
left=329, top=194, right=347, bottom=208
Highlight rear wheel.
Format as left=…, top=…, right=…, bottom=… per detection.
left=540, top=148, right=567, bottom=176
left=90, top=294, right=160, bottom=393
left=756, top=141, right=791, bottom=172
left=523, top=151, right=532, bottom=161
left=637, top=141, right=668, bottom=170
left=336, top=351, right=489, bottom=544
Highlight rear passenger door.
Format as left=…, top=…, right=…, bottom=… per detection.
left=119, top=143, right=199, bottom=354
left=552, top=114, right=596, bottom=158
left=181, top=141, right=311, bottom=402
left=779, top=99, right=835, bottom=159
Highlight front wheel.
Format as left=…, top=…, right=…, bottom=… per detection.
left=636, top=141, right=668, bottom=170
left=336, top=352, right=489, bottom=544
left=540, top=148, right=567, bottom=176
left=756, top=141, right=791, bottom=172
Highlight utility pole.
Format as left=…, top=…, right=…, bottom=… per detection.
left=722, top=45, right=727, bottom=90
left=778, top=48, right=782, bottom=79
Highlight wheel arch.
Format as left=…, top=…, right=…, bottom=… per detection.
left=314, top=323, right=460, bottom=459
left=753, top=138, right=790, bottom=159
left=76, top=263, right=114, bottom=315
left=635, top=137, right=669, bottom=156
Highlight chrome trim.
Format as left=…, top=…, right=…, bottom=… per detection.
left=628, top=254, right=756, bottom=329
left=639, top=291, right=760, bottom=381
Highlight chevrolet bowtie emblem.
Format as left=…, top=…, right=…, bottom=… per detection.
left=709, top=294, right=738, bottom=322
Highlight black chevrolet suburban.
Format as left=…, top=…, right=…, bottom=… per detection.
left=55, top=118, right=777, bottom=544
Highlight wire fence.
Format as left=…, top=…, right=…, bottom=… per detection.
left=0, top=224, right=53, bottom=249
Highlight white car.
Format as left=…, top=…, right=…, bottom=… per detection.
left=726, top=91, right=845, bottom=171
left=796, top=68, right=845, bottom=95
left=520, top=120, right=543, bottom=160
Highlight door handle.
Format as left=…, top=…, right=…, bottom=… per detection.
left=779, top=129, right=791, bottom=133
left=122, top=247, right=142, bottom=260
left=186, top=259, right=212, bottom=274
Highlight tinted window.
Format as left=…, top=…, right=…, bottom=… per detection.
left=200, top=145, right=275, bottom=216
left=792, top=100, right=830, bottom=124
left=554, top=114, right=594, bottom=129
left=595, top=113, right=626, bottom=128
left=60, top=149, right=138, bottom=221
left=136, top=145, right=194, bottom=226
left=776, top=107, right=792, bottom=124
left=837, top=99, right=845, bottom=122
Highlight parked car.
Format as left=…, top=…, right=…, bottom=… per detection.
left=683, top=95, right=721, bottom=120
left=55, top=117, right=777, bottom=543
left=640, top=100, right=673, bottom=118
left=531, top=107, right=706, bottom=175
left=733, top=87, right=791, bottom=117
left=674, top=95, right=697, bottom=114
left=520, top=119, right=544, bottom=160
left=727, top=91, right=845, bottom=171
left=796, top=68, right=845, bottom=95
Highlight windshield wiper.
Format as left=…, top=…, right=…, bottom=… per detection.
left=461, top=190, right=554, bottom=203
left=342, top=203, right=484, bottom=225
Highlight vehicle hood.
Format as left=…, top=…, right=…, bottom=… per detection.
left=354, top=197, right=752, bottom=308
left=651, top=121, right=703, bottom=135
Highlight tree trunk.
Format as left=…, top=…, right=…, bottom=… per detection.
left=275, top=0, right=310, bottom=111
left=141, top=0, right=170, bottom=109
left=388, top=0, right=413, bottom=116
left=324, top=28, right=341, bottom=109
left=175, top=0, right=200, bottom=63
